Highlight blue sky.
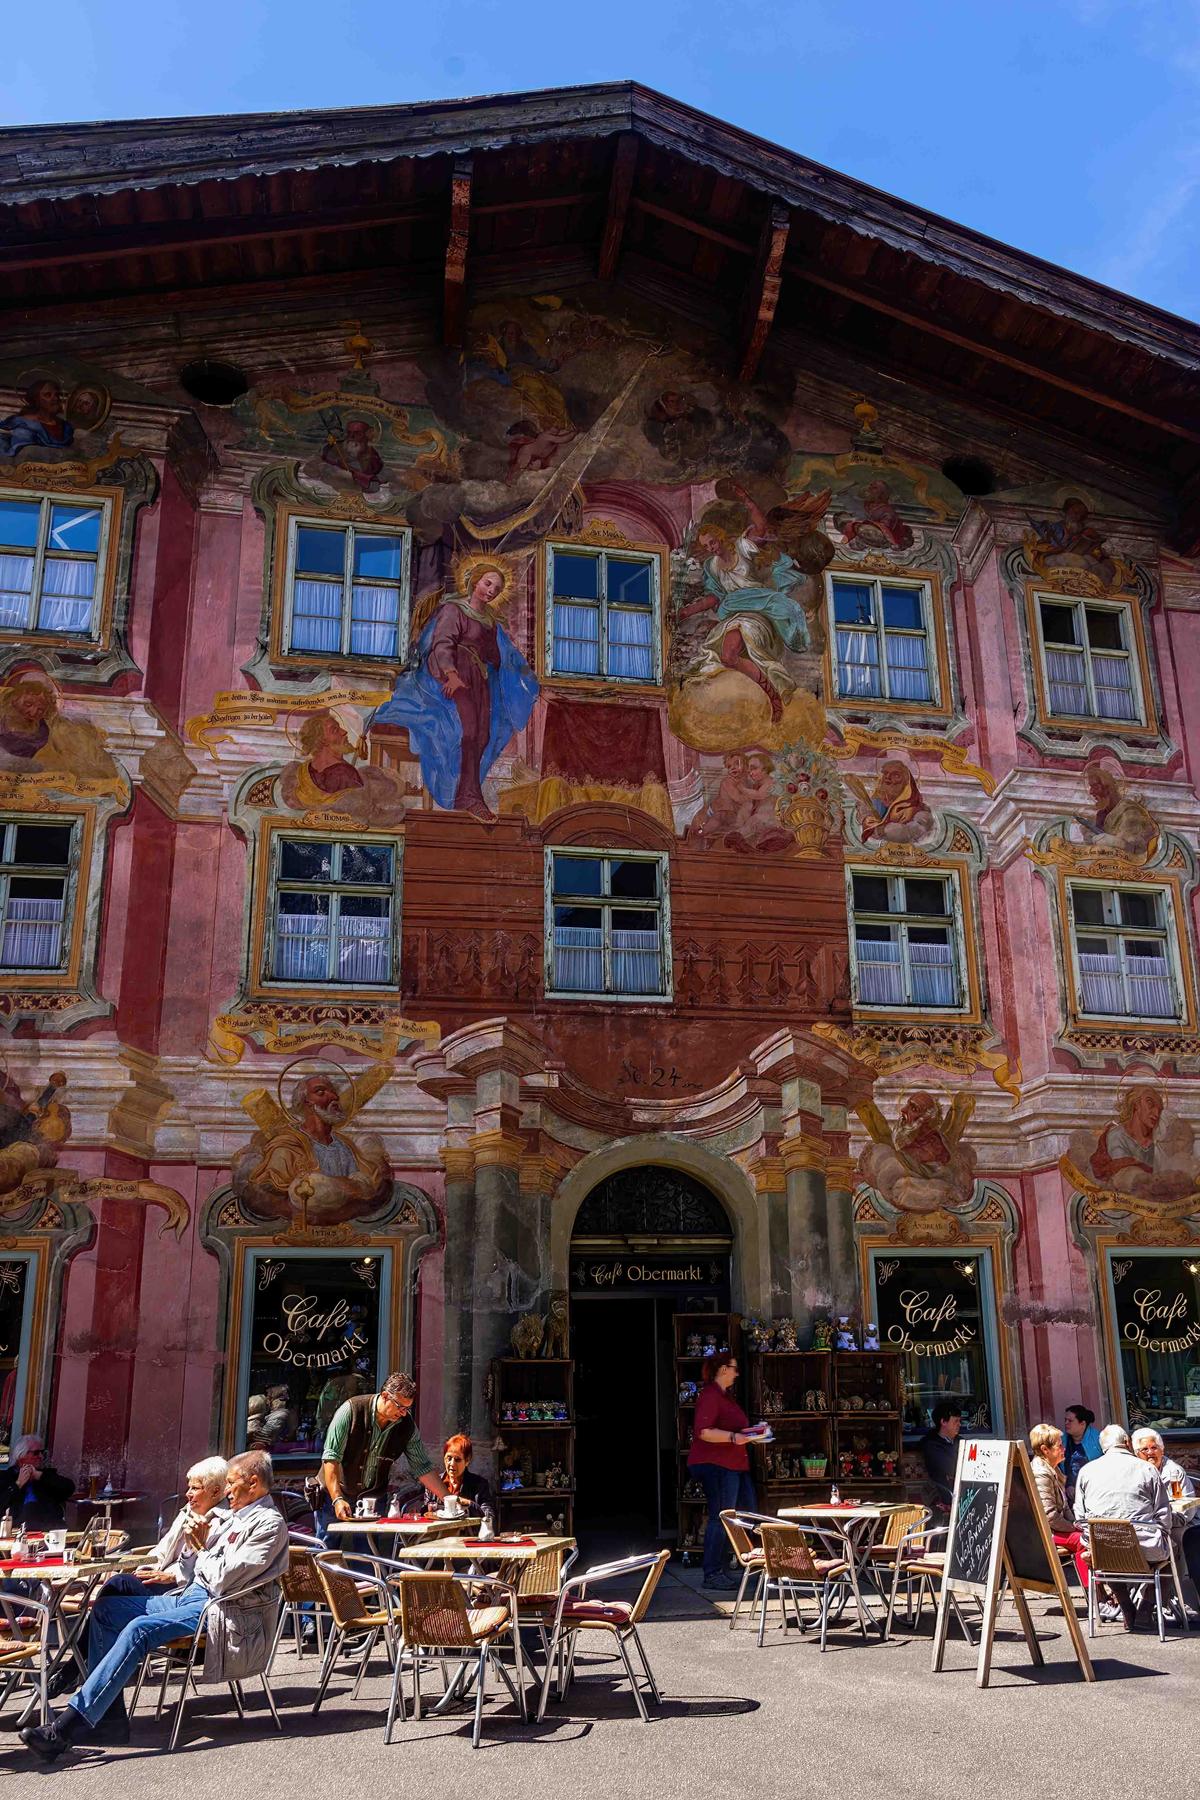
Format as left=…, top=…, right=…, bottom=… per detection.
left=4, top=0, right=1198, bottom=320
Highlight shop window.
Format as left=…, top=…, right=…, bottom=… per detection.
left=1068, top=882, right=1180, bottom=1021
left=1107, top=1252, right=1200, bottom=1435
left=849, top=868, right=964, bottom=1010
left=545, top=543, right=661, bottom=683
left=830, top=576, right=937, bottom=707
left=265, top=834, right=399, bottom=988
left=871, top=1250, right=1002, bottom=1437
left=238, top=1250, right=390, bottom=1461
left=0, top=492, right=108, bottom=639
left=0, top=1253, right=35, bottom=1453
left=545, top=847, right=671, bottom=999
left=283, top=517, right=410, bottom=662
left=1035, top=595, right=1144, bottom=725
left=0, top=818, right=76, bottom=972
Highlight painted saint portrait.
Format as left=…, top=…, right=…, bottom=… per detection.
left=846, top=758, right=935, bottom=846
left=1072, top=764, right=1158, bottom=862
left=832, top=478, right=914, bottom=551
left=856, top=1091, right=978, bottom=1215
left=279, top=708, right=412, bottom=828
left=687, top=749, right=794, bottom=854
left=0, top=378, right=75, bottom=459
left=0, top=1068, right=70, bottom=1209
left=232, top=1062, right=393, bottom=1228
left=1025, top=497, right=1120, bottom=590
left=0, top=673, right=121, bottom=785
left=371, top=554, right=539, bottom=819
left=1067, top=1085, right=1198, bottom=1208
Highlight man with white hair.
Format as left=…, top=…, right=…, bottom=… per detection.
left=20, top=1448, right=288, bottom=1763
left=1075, top=1423, right=1173, bottom=1629
left=0, top=1432, right=74, bottom=1530
left=1133, top=1427, right=1199, bottom=1618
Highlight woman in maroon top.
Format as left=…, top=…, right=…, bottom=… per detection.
left=687, top=1352, right=758, bottom=1590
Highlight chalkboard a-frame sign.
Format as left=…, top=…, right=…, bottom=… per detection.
left=932, top=1439, right=1095, bottom=1686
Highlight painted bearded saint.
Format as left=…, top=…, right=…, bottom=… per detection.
left=856, top=1091, right=978, bottom=1215
left=232, top=1067, right=392, bottom=1228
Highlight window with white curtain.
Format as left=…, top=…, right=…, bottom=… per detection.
left=545, top=544, right=660, bottom=682
left=267, top=836, right=398, bottom=987
left=1036, top=596, right=1143, bottom=724
left=545, top=848, right=670, bottom=998
left=0, top=493, right=107, bottom=638
left=850, top=869, right=962, bottom=1010
left=1069, top=883, right=1178, bottom=1019
left=284, top=518, right=410, bottom=661
left=0, top=818, right=75, bottom=971
left=830, top=576, right=936, bottom=706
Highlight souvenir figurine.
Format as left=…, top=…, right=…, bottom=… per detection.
left=878, top=1451, right=897, bottom=1477
left=702, top=1335, right=718, bottom=1360
left=686, top=1333, right=703, bottom=1357
left=863, top=1321, right=880, bottom=1351
left=839, top=1451, right=856, bottom=1481
left=812, top=1317, right=833, bottom=1352
left=835, top=1316, right=857, bottom=1351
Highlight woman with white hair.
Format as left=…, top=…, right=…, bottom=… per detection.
left=136, top=1457, right=230, bottom=1588
left=0, top=1432, right=74, bottom=1530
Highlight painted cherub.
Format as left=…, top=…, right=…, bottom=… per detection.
left=689, top=749, right=794, bottom=853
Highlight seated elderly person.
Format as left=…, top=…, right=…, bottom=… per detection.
left=1028, top=1423, right=1089, bottom=1591
left=0, top=1433, right=74, bottom=1530
left=1075, top=1423, right=1173, bottom=1630
left=20, top=1449, right=288, bottom=1762
left=1133, top=1427, right=1199, bottom=1615
left=438, top=1433, right=494, bottom=1517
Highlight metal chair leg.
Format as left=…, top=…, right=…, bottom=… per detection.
left=312, top=1624, right=342, bottom=1714
left=729, top=1564, right=750, bottom=1631
left=384, top=1645, right=408, bottom=1743
left=229, top=1679, right=246, bottom=1717
left=535, top=1636, right=556, bottom=1722
left=615, top=1633, right=650, bottom=1722
left=259, top=1670, right=282, bottom=1732
left=472, top=1645, right=487, bottom=1748
left=630, top=1626, right=661, bottom=1706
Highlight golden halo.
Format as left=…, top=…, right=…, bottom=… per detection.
left=452, top=550, right=517, bottom=605
left=276, top=1054, right=356, bottom=1116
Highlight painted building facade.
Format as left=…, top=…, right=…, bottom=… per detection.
left=1, top=85, right=1199, bottom=1524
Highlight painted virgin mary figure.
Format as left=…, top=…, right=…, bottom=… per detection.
left=372, top=554, right=539, bottom=819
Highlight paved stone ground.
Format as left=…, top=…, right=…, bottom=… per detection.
left=2, top=1564, right=1195, bottom=1796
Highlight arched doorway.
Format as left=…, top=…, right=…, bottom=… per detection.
left=570, top=1166, right=733, bottom=1547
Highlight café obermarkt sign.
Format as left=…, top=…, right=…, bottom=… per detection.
left=875, top=1255, right=981, bottom=1359
left=570, top=1253, right=728, bottom=1293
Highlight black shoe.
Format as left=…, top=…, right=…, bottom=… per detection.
left=19, top=1705, right=88, bottom=1763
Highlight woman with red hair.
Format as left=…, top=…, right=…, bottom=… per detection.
left=440, top=1433, right=494, bottom=1517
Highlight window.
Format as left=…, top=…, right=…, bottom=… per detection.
left=1107, top=1252, right=1200, bottom=1436
left=0, top=819, right=75, bottom=971
left=831, top=576, right=935, bottom=705
left=1036, top=596, right=1142, bottom=723
left=545, top=544, right=660, bottom=682
left=871, top=1250, right=1002, bottom=1437
left=267, top=836, right=399, bottom=987
left=284, top=518, right=410, bottom=661
left=0, top=493, right=106, bottom=638
left=850, top=870, right=961, bottom=1009
left=239, top=1250, right=390, bottom=1460
left=546, top=849, right=670, bottom=998
left=1069, top=883, right=1178, bottom=1019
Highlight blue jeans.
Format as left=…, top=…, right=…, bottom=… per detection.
left=695, top=1465, right=756, bottom=1580
left=71, top=1581, right=208, bottom=1727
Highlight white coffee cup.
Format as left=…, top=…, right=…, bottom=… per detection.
left=440, top=1493, right=465, bottom=1520
left=45, top=1530, right=67, bottom=1555
left=355, top=1496, right=377, bottom=1519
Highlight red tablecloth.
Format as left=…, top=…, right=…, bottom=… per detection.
left=0, top=1555, right=67, bottom=1572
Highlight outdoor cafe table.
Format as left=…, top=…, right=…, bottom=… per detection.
left=0, top=1551, right=144, bottom=1695
left=359, top=1531, right=576, bottom=1566
left=322, top=1515, right=483, bottom=1562
left=777, top=1501, right=911, bottom=1635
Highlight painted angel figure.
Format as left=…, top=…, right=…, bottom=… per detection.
left=232, top=1063, right=393, bottom=1228
left=856, top=1091, right=978, bottom=1215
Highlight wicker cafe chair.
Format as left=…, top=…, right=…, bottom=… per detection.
left=386, top=1572, right=526, bottom=1750
left=755, top=1524, right=858, bottom=1652
left=267, top=1544, right=331, bottom=1670
left=0, top=1592, right=53, bottom=1727
left=312, top=1556, right=399, bottom=1714
left=536, top=1550, right=669, bottom=1724
left=494, top=1544, right=579, bottom=1661
left=159, top=1577, right=284, bottom=1754
left=720, top=1510, right=766, bottom=1632
left=1084, top=1519, right=1189, bottom=1642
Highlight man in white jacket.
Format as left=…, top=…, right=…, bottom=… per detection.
left=1076, top=1424, right=1172, bottom=1628
left=21, top=1449, right=287, bottom=1762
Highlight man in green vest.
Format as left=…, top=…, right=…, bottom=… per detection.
left=321, top=1370, right=447, bottom=1523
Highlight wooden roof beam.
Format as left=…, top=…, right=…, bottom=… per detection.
left=784, top=255, right=1200, bottom=446
left=598, top=131, right=638, bottom=279
left=443, top=156, right=472, bottom=347
left=738, top=202, right=790, bottom=383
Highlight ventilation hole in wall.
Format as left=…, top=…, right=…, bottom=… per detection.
left=941, top=455, right=997, bottom=497
left=179, top=359, right=249, bottom=407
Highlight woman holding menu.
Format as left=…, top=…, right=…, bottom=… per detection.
left=688, top=1352, right=761, bottom=1592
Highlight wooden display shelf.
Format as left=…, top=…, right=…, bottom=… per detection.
left=492, top=1355, right=575, bottom=1535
